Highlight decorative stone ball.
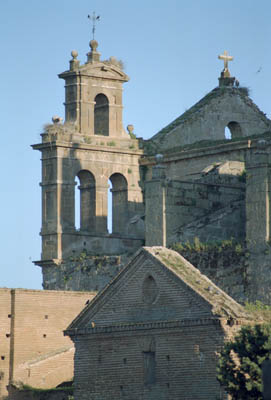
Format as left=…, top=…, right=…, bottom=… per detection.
left=155, top=154, right=164, bottom=164
left=127, top=124, right=134, bottom=134
left=90, top=40, right=98, bottom=51
left=71, top=50, right=78, bottom=60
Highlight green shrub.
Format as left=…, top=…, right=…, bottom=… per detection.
left=217, top=323, right=271, bottom=399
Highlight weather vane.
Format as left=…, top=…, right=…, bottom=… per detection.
left=88, top=12, right=100, bottom=40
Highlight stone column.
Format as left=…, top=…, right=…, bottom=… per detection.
left=145, top=158, right=166, bottom=246
left=111, top=187, right=128, bottom=235
left=79, top=183, right=96, bottom=231
left=95, top=182, right=109, bottom=234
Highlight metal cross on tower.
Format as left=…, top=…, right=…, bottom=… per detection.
left=218, top=50, right=233, bottom=70
left=88, top=12, right=100, bottom=40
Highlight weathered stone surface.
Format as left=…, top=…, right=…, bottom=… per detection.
left=42, top=253, right=130, bottom=292
left=32, top=37, right=271, bottom=306
left=66, top=247, right=252, bottom=400
left=150, top=87, right=270, bottom=150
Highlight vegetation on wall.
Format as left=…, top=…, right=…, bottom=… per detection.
left=8, top=382, right=74, bottom=400
left=170, top=237, right=246, bottom=264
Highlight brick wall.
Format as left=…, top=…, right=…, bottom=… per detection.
left=69, top=251, right=248, bottom=399
left=73, top=322, right=228, bottom=400
left=0, top=288, right=95, bottom=399
left=0, top=289, right=12, bottom=399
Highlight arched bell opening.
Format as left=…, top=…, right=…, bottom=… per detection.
left=75, top=170, right=96, bottom=231
left=94, top=94, right=109, bottom=136
left=224, top=121, right=242, bottom=140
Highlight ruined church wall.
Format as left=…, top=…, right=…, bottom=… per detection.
left=172, top=246, right=248, bottom=304
left=155, top=89, right=270, bottom=150
left=42, top=254, right=131, bottom=292
left=0, top=289, right=95, bottom=399
left=165, top=179, right=245, bottom=244
left=164, top=145, right=246, bottom=181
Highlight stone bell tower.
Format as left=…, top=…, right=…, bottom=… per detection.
left=33, top=38, right=144, bottom=291
left=60, top=40, right=129, bottom=138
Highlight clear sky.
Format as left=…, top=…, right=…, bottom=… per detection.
left=1, top=0, right=271, bottom=289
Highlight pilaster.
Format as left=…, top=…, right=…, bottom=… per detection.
left=245, top=145, right=271, bottom=251
left=145, top=163, right=166, bottom=246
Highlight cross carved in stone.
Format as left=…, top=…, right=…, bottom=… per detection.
left=218, top=50, right=233, bottom=70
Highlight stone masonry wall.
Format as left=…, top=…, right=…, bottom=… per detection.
left=151, top=87, right=270, bottom=151
left=0, top=289, right=95, bottom=399
left=166, top=179, right=245, bottom=245
left=42, top=253, right=131, bottom=292
left=171, top=243, right=248, bottom=304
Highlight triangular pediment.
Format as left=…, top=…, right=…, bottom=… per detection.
left=66, top=247, right=249, bottom=334
left=80, top=62, right=129, bottom=81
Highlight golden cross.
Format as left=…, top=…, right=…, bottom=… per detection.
left=218, top=50, right=233, bottom=70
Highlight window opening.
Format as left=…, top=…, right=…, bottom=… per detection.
left=143, top=351, right=156, bottom=385
left=94, top=94, right=109, bottom=136
left=225, top=121, right=242, bottom=140
left=224, top=126, right=231, bottom=140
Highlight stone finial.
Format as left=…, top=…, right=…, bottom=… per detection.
left=90, top=40, right=98, bottom=52
left=71, top=50, right=78, bottom=59
left=127, top=124, right=134, bottom=134
left=70, top=50, right=80, bottom=71
left=127, top=125, right=137, bottom=139
left=87, top=39, right=100, bottom=63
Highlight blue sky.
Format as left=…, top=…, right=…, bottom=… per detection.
left=1, top=0, right=271, bottom=289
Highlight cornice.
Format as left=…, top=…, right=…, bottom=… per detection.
left=65, top=317, right=229, bottom=337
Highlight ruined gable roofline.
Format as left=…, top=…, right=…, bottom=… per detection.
left=65, top=247, right=144, bottom=331
left=146, top=247, right=250, bottom=319
left=150, top=86, right=270, bottom=144
left=65, top=247, right=252, bottom=335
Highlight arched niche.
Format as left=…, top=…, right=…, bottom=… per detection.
left=75, top=170, right=96, bottom=231
left=224, top=121, right=242, bottom=140
left=94, top=93, right=109, bottom=136
left=109, top=173, right=128, bottom=234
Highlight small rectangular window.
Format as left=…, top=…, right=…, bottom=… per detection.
left=143, top=351, right=156, bottom=385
